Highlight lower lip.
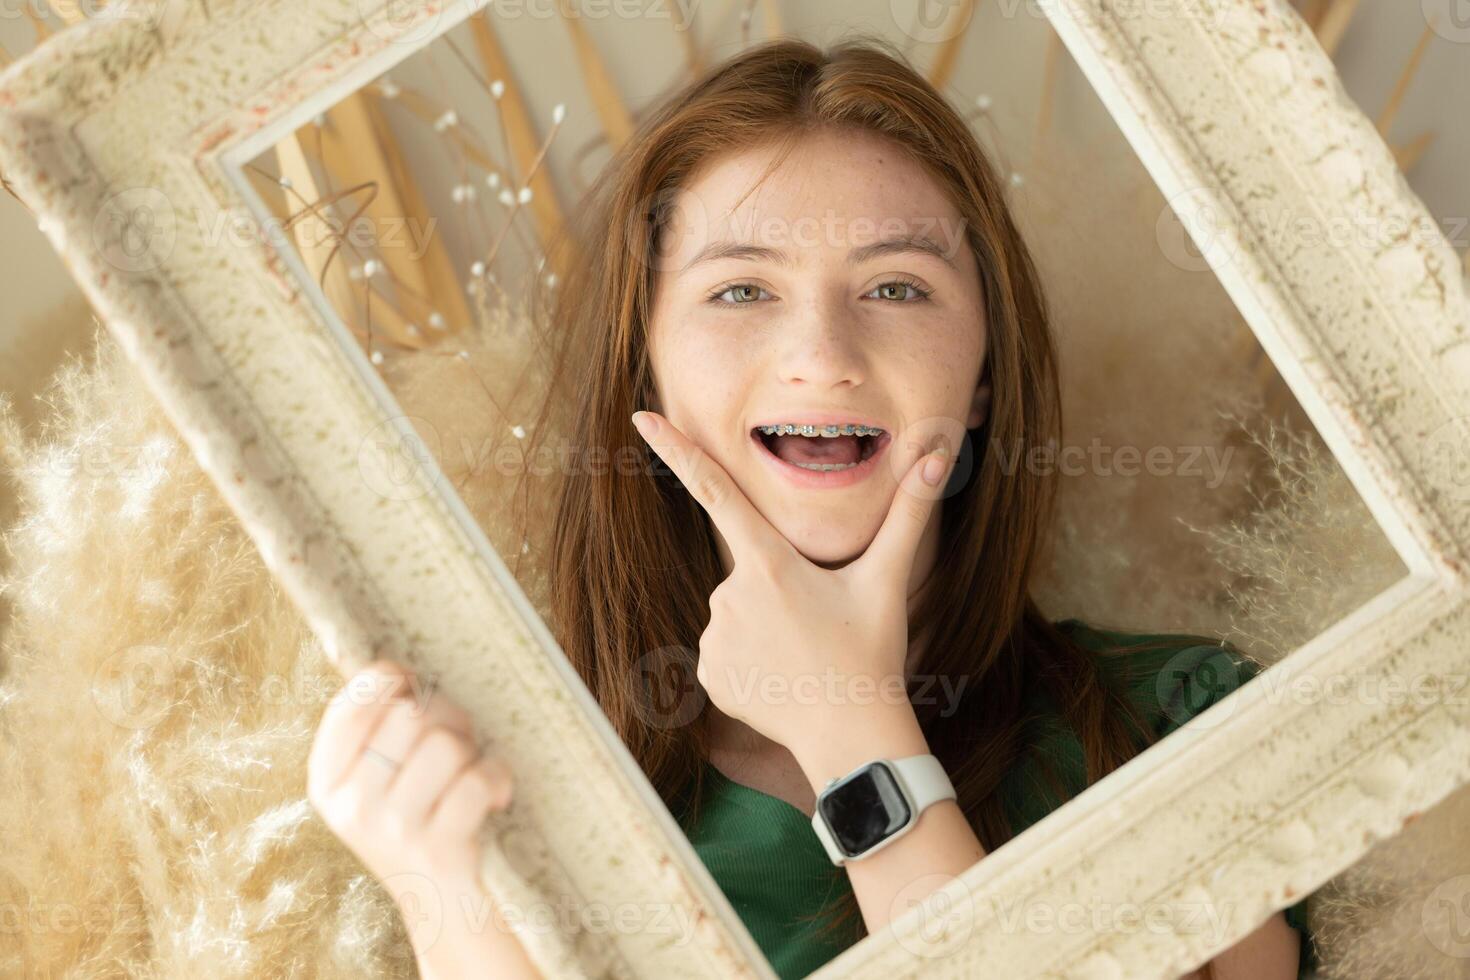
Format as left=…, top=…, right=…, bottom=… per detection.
left=749, top=430, right=892, bottom=489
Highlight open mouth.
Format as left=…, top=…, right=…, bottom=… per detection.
left=749, top=423, right=890, bottom=473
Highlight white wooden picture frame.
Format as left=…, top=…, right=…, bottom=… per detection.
left=2, top=0, right=1467, bottom=976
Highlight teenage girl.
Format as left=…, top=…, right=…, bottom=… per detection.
left=307, top=36, right=1312, bottom=980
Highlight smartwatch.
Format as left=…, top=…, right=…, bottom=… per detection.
left=810, top=754, right=956, bottom=866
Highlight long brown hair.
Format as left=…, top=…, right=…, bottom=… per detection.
left=513, top=33, right=1215, bottom=950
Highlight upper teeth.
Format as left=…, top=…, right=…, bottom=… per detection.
left=757, top=423, right=882, bottom=437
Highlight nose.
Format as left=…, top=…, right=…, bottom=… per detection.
left=773, top=292, right=867, bottom=389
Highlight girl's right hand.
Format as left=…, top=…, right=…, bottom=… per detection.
left=307, top=659, right=540, bottom=977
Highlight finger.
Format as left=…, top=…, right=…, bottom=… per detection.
left=386, top=726, right=480, bottom=827
left=308, top=660, right=415, bottom=802
left=357, top=690, right=476, bottom=799
left=858, top=444, right=954, bottom=586
left=631, top=410, right=791, bottom=566
left=430, top=756, right=515, bottom=840
left=414, top=681, right=478, bottom=742
left=344, top=697, right=428, bottom=799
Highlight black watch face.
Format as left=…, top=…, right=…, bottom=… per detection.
left=818, top=762, right=912, bottom=856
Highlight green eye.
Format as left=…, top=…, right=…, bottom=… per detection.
left=728, top=284, right=764, bottom=303
left=704, top=278, right=933, bottom=305
left=867, top=278, right=932, bottom=302
left=705, top=282, right=771, bottom=304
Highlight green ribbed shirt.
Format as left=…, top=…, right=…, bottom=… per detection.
left=673, top=617, right=1316, bottom=979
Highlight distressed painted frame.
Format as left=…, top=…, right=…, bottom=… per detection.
left=1, top=0, right=1467, bottom=976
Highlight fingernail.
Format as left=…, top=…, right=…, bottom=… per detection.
left=631, top=411, right=657, bottom=439
left=922, top=448, right=949, bottom=485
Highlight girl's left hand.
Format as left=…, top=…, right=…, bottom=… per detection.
left=630, top=410, right=955, bottom=753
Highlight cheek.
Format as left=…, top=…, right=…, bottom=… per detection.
left=935, top=313, right=985, bottom=368
left=881, top=320, right=982, bottom=417
left=650, top=326, right=751, bottom=426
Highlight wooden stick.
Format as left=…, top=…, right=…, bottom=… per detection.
left=1315, top=0, right=1360, bottom=58
left=434, top=38, right=546, bottom=274
left=926, top=0, right=978, bottom=91
left=1376, top=21, right=1435, bottom=137
left=761, top=0, right=783, bottom=38
left=24, top=7, right=52, bottom=42
left=677, top=0, right=709, bottom=76
left=272, top=134, right=415, bottom=354
left=677, top=23, right=702, bottom=77
left=313, top=93, right=435, bottom=337
left=1033, top=26, right=1064, bottom=167
left=375, top=85, right=503, bottom=178
left=1300, top=0, right=1331, bottom=30
left=740, top=0, right=755, bottom=45
left=559, top=0, right=634, bottom=152
left=48, top=1, right=85, bottom=26
left=1392, top=130, right=1436, bottom=173
left=361, top=90, right=476, bottom=335
left=468, top=11, right=569, bottom=282
left=482, top=112, right=570, bottom=276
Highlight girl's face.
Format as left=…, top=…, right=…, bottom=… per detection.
left=646, top=128, right=991, bottom=581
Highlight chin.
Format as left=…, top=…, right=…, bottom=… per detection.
left=769, top=511, right=884, bottom=569
left=790, top=538, right=864, bottom=569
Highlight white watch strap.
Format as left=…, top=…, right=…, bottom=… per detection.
left=811, top=754, right=956, bottom=865
left=812, top=803, right=844, bottom=865
left=894, top=753, right=957, bottom=811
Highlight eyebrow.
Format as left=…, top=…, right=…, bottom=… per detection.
left=685, top=233, right=959, bottom=271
